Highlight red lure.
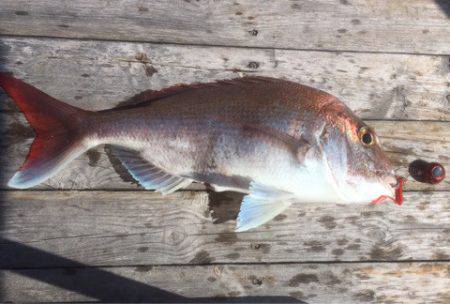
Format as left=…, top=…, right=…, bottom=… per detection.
left=371, top=176, right=405, bottom=206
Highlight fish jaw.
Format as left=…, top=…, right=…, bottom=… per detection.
left=321, top=147, right=397, bottom=204
left=338, top=174, right=397, bottom=204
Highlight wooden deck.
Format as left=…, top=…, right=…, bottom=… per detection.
left=0, top=1, right=449, bottom=303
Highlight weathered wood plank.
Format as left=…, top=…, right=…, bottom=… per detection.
left=1, top=114, right=448, bottom=191
left=0, top=37, right=448, bottom=120
left=1, top=262, right=449, bottom=303
left=0, top=0, right=449, bottom=55
left=0, top=191, right=448, bottom=267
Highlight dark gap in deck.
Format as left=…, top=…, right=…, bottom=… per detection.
left=0, top=37, right=9, bottom=301
left=1, top=33, right=449, bottom=58
left=3, top=258, right=450, bottom=272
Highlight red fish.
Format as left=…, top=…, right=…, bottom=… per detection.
left=0, top=73, right=402, bottom=231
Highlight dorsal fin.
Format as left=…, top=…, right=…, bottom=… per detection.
left=105, top=84, right=194, bottom=112
left=103, top=77, right=283, bottom=111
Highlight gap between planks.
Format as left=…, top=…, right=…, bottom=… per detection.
left=2, top=33, right=450, bottom=58
left=2, top=258, right=450, bottom=271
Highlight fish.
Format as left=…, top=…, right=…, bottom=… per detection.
left=0, top=73, right=403, bottom=231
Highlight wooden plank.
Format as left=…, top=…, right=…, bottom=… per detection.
left=0, top=191, right=448, bottom=267
left=1, top=262, right=449, bottom=303
left=0, top=37, right=448, bottom=120
left=0, top=0, right=449, bottom=54
left=1, top=113, right=448, bottom=191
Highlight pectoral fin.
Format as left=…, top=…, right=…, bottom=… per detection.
left=110, top=146, right=192, bottom=195
left=235, top=182, right=294, bottom=232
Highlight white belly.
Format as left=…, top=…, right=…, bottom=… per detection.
left=227, top=148, right=344, bottom=204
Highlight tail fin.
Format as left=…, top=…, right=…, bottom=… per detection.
left=0, top=72, right=92, bottom=189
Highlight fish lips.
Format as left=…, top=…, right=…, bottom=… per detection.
left=371, top=175, right=404, bottom=206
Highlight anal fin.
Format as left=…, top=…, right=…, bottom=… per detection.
left=236, top=182, right=294, bottom=232
left=110, top=146, right=192, bottom=195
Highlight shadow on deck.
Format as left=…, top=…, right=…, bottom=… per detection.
left=1, top=240, right=303, bottom=303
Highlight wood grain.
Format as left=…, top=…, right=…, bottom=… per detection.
left=1, top=262, right=449, bottom=303
left=0, top=37, right=448, bottom=120
left=0, top=0, right=449, bottom=54
left=0, top=191, right=448, bottom=267
left=1, top=113, right=448, bottom=191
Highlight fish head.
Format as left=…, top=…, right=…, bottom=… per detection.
left=320, top=116, right=398, bottom=204
left=346, top=122, right=399, bottom=202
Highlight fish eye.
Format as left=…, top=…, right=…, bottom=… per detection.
left=358, top=127, right=375, bottom=147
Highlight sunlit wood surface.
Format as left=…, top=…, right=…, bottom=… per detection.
left=0, top=1, right=449, bottom=303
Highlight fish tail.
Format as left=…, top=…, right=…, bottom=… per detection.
left=0, top=72, right=93, bottom=189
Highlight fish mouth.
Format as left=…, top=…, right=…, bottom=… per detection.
left=385, top=175, right=399, bottom=188
left=371, top=175, right=405, bottom=206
